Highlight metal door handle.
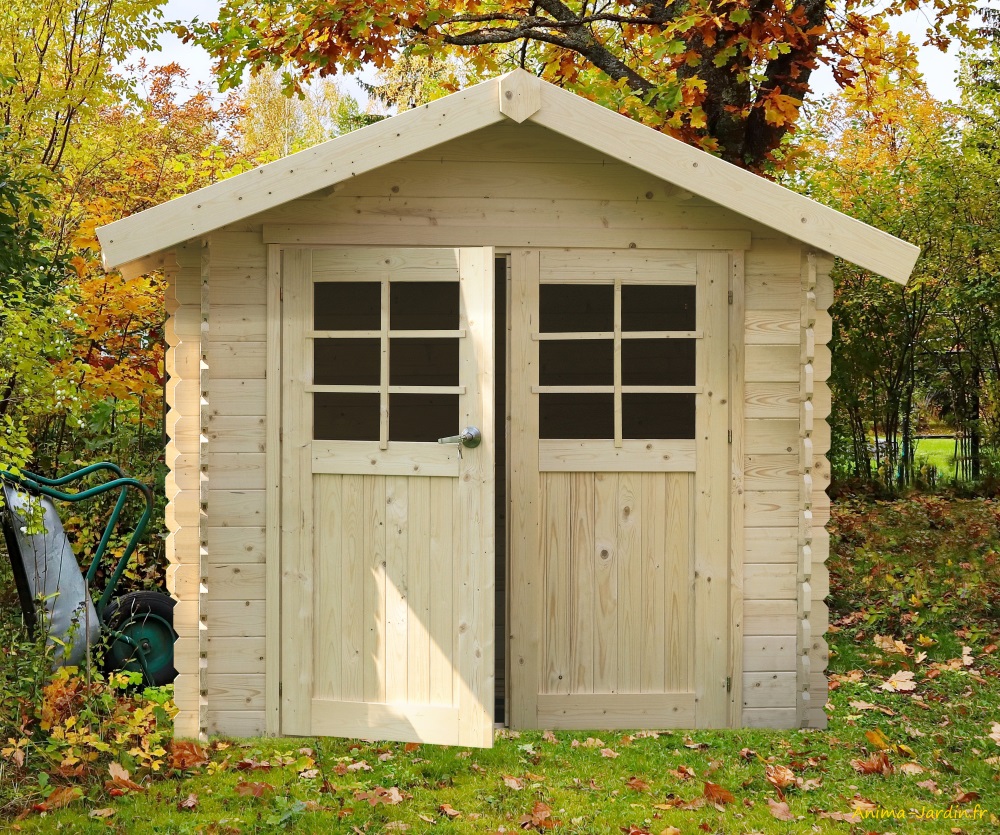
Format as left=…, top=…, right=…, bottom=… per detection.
left=437, top=426, right=482, bottom=448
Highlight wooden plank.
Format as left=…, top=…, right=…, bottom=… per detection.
left=744, top=600, right=796, bottom=636
left=384, top=476, right=409, bottom=704
left=311, top=246, right=461, bottom=276
left=593, top=472, right=619, bottom=694
left=310, top=441, right=460, bottom=477
left=744, top=564, right=798, bottom=600
left=205, top=564, right=267, bottom=600
left=204, top=636, right=266, bottom=674
left=205, top=674, right=266, bottom=711
left=210, top=379, right=267, bottom=416
left=744, top=636, right=797, bottom=672
left=743, top=672, right=797, bottom=709
left=746, top=419, right=797, bottom=455
left=208, top=711, right=266, bottom=737
left=640, top=474, right=666, bottom=694
left=207, top=306, right=267, bottom=343
left=745, top=383, right=799, bottom=419
left=207, top=453, right=265, bottom=490
left=309, top=699, right=459, bottom=745
left=407, top=477, right=432, bottom=705
left=499, top=69, right=541, bottom=122
left=314, top=475, right=343, bottom=701
left=744, top=454, right=799, bottom=491
left=745, top=491, right=799, bottom=528
left=746, top=345, right=800, bottom=382
left=206, top=489, right=265, bottom=527
left=542, top=473, right=571, bottom=694
left=508, top=248, right=541, bottom=728
left=364, top=476, right=387, bottom=704
left=569, top=473, right=595, bottom=694
left=536, top=693, right=696, bottom=729
left=531, top=82, right=917, bottom=283
left=190, top=600, right=266, bottom=638
left=664, top=474, right=692, bottom=692
left=743, top=707, right=798, bottom=728
left=208, top=342, right=266, bottom=379
left=339, top=474, right=365, bottom=702
left=744, top=312, right=799, bottom=345
left=617, top=473, right=642, bottom=693
left=208, top=270, right=267, bottom=308
left=429, top=477, right=455, bottom=706
left=206, top=416, right=266, bottom=453
left=541, top=248, right=697, bottom=282
left=694, top=251, right=730, bottom=727
left=100, top=78, right=508, bottom=268
left=267, top=223, right=751, bottom=252
left=206, top=526, right=265, bottom=563
left=539, top=439, right=696, bottom=473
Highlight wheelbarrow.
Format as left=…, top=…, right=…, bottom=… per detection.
left=0, top=462, right=176, bottom=686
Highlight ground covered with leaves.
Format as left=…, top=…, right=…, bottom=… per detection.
left=3, top=496, right=1000, bottom=833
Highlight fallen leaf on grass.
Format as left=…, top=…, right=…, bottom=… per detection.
left=580, top=737, right=605, bottom=748
left=299, top=768, right=319, bottom=780
left=620, top=827, right=650, bottom=834
left=703, top=781, right=735, bottom=805
left=917, top=779, right=940, bottom=793
left=899, top=762, right=928, bottom=775
left=600, top=748, right=619, bottom=758
left=683, top=737, right=709, bottom=750
left=659, top=828, right=682, bottom=835
left=990, top=723, right=1000, bottom=746
left=33, top=786, right=82, bottom=812
left=355, top=786, right=408, bottom=806
left=881, top=670, right=917, bottom=692
left=765, top=764, right=797, bottom=791
left=418, top=813, right=436, bottom=824
left=668, top=765, right=696, bottom=780
left=874, top=634, right=911, bottom=655
left=404, top=742, right=420, bottom=753
left=504, top=775, right=526, bottom=790
left=848, top=796, right=877, bottom=811
left=963, top=646, right=975, bottom=666
left=625, top=777, right=650, bottom=791
left=234, top=781, right=275, bottom=798
left=768, top=799, right=794, bottom=820
left=170, top=740, right=209, bottom=770
left=235, top=757, right=272, bottom=771
left=818, top=810, right=861, bottom=822
left=440, top=803, right=462, bottom=818
left=89, top=808, right=115, bottom=819
left=865, top=729, right=891, bottom=750
left=384, top=823, right=410, bottom=832
left=525, top=772, right=546, bottom=782
left=517, top=800, right=555, bottom=830
left=850, top=752, right=893, bottom=775
left=177, top=793, right=198, bottom=811
left=953, top=789, right=981, bottom=804
left=106, top=762, right=145, bottom=795
left=542, top=731, right=557, bottom=744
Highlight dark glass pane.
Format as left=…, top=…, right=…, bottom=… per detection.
left=389, top=394, right=458, bottom=442
left=390, top=282, right=459, bottom=330
left=622, top=339, right=695, bottom=386
left=314, top=339, right=380, bottom=385
left=539, top=284, right=613, bottom=333
left=539, top=394, right=613, bottom=439
left=315, top=282, right=380, bottom=330
left=314, top=393, right=379, bottom=441
left=623, top=394, right=695, bottom=439
left=621, top=285, right=696, bottom=331
left=389, top=339, right=459, bottom=386
left=539, top=340, right=613, bottom=386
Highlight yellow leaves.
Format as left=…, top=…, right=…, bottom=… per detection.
left=762, top=92, right=802, bottom=127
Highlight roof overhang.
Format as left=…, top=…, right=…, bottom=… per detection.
left=98, top=70, right=919, bottom=285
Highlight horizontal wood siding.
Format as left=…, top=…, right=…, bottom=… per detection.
left=205, top=231, right=269, bottom=735
left=164, top=242, right=203, bottom=738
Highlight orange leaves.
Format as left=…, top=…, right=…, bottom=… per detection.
left=850, top=751, right=894, bottom=775
left=105, top=762, right=145, bottom=795
left=762, top=92, right=802, bottom=127
left=169, top=741, right=209, bottom=771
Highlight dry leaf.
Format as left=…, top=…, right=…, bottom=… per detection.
left=600, top=748, right=619, bottom=759
left=848, top=795, right=877, bottom=811
left=34, top=787, right=82, bottom=812
left=236, top=757, right=271, bottom=771
left=404, top=742, right=420, bottom=753
left=799, top=777, right=823, bottom=791
left=953, top=789, right=981, bottom=804
left=105, top=761, right=145, bottom=795
left=355, top=786, right=407, bottom=806
left=881, top=670, right=917, bottom=692
left=234, top=781, right=274, bottom=798
left=625, top=777, right=650, bottom=791
left=542, top=731, right=557, bottom=744
left=668, top=765, right=696, bottom=780
left=504, top=775, right=526, bottom=791
left=169, top=740, right=209, bottom=771
left=765, top=764, right=796, bottom=790
left=581, top=737, right=605, bottom=748
left=850, top=752, right=893, bottom=775
left=702, top=781, right=735, bottom=805
left=89, top=808, right=115, bottom=819
left=659, top=828, right=682, bottom=835
left=683, top=737, right=709, bottom=750
left=525, top=772, right=546, bottom=782
left=818, top=810, right=861, bottom=822
left=865, top=729, right=891, bottom=750
left=346, top=760, right=372, bottom=772
left=768, top=799, right=794, bottom=821
left=384, top=823, right=410, bottom=832
left=962, top=646, right=975, bottom=666
left=990, top=723, right=1000, bottom=746
left=874, top=634, right=910, bottom=655
left=517, top=800, right=554, bottom=829
left=899, top=762, right=927, bottom=775
left=440, top=803, right=462, bottom=818
left=917, top=779, right=940, bottom=793
left=177, top=793, right=199, bottom=811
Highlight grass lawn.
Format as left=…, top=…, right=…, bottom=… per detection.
left=912, top=437, right=961, bottom=480
left=5, top=496, right=1000, bottom=833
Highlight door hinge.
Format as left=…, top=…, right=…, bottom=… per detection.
left=727, top=430, right=732, bottom=444
left=728, top=290, right=733, bottom=305
left=726, top=676, right=732, bottom=693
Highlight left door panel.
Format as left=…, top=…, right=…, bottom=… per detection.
left=280, top=247, right=495, bottom=747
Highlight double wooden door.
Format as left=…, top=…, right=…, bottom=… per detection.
left=278, top=245, right=731, bottom=745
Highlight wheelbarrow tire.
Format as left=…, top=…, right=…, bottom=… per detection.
left=103, top=591, right=177, bottom=687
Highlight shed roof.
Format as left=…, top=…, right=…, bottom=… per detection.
left=97, top=70, right=918, bottom=285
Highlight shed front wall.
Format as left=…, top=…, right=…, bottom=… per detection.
left=162, top=121, right=831, bottom=737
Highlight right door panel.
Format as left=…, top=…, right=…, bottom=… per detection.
left=509, top=248, right=731, bottom=730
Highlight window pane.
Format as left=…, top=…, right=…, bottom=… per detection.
left=622, top=339, right=695, bottom=386
left=389, top=394, right=458, bottom=442
left=623, top=394, right=695, bottom=439
left=389, top=338, right=459, bottom=386
left=539, top=394, right=613, bottom=439
left=314, top=393, right=379, bottom=440
left=315, top=281, right=380, bottom=330
left=390, top=281, right=460, bottom=330
left=539, top=339, right=613, bottom=386
left=621, top=285, right=696, bottom=331
left=539, top=284, right=613, bottom=332
left=314, top=339, right=380, bottom=386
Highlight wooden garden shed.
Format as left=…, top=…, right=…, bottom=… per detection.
left=97, top=70, right=918, bottom=745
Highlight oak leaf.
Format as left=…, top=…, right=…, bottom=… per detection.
left=702, top=781, right=735, bottom=805
left=170, top=740, right=209, bottom=770
left=177, top=793, right=199, bottom=810
left=768, top=799, right=794, bottom=820
left=881, top=670, right=917, bottom=692
left=504, top=775, right=526, bottom=790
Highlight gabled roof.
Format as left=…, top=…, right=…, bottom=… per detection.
left=97, top=70, right=918, bottom=285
